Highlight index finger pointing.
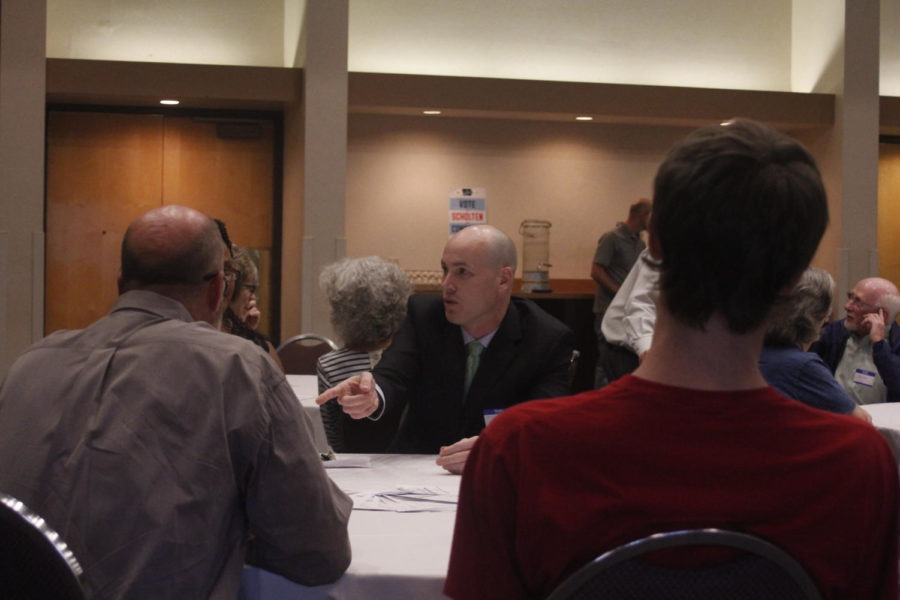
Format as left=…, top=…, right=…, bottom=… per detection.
left=315, top=378, right=353, bottom=406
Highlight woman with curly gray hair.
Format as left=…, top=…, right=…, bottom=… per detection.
left=317, top=256, right=411, bottom=452
left=759, top=267, right=870, bottom=421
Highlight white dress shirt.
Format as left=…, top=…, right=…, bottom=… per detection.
left=600, top=248, right=659, bottom=357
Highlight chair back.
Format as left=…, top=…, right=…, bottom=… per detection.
left=546, top=528, right=822, bottom=600
left=0, top=493, right=90, bottom=599
left=276, top=333, right=338, bottom=375
left=568, top=349, right=581, bottom=392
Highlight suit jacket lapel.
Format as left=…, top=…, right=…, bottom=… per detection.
left=440, top=320, right=467, bottom=407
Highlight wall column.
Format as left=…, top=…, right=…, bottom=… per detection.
left=0, top=0, right=46, bottom=378
left=300, top=0, right=348, bottom=339
left=837, top=0, right=880, bottom=293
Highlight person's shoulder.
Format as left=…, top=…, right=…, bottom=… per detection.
left=818, top=319, right=847, bottom=340
left=761, top=345, right=816, bottom=368
left=480, top=388, right=615, bottom=450
left=596, top=226, right=619, bottom=243
left=408, top=293, right=443, bottom=314
left=825, top=413, right=895, bottom=467
left=779, top=397, right=889, bottom=454
left=318, top=347, right=370, bottom=371
left=482, top=393, right=578, bottom=440
left=888, top=322, right=900, bottom=348
left=404, top=294, right=447, bottom=329
left=142, top=319, right=277, bottom=374
left=510, top=297, right=572, bottom=334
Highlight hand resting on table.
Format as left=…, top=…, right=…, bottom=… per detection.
left=436, top=436, right=478, bottom=475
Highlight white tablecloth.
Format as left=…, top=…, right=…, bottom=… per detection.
left=287, top=374, right=329, bottom=453
left=865, top=403, right=900, bottom=460
left=239, top=454, right=459, bottom=600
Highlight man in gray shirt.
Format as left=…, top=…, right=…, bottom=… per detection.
left=591, top=198, right=650, bottom=386
left=0, top=205, right=351, bottom=599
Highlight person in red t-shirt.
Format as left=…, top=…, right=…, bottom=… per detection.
left=445, top=119, right=899, bottom=600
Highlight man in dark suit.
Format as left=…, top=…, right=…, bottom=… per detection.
left=317, top=225, right=574, bottom=473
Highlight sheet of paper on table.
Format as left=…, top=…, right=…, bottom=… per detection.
left=348, top=486, right=459, bottom=512
left=322, top=455, right=372, bottom=469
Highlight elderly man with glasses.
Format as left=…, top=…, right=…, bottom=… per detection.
left=811, top=276, right=900, bottom=404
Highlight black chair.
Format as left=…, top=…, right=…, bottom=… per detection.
left=568, top=349, right=581, bottom=392
left=276, top=333, right=338, bottom=375
left=546, top=528, right=822, bottom=600
left=0, top=493, right=90, bottom=600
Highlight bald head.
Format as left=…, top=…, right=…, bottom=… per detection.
left=120, top=205, right=223, bottom=292
left=857, top=277, right=899, bottom=302
left=629, top=198, right=652, bottom=216
left=626, top=198, right=652, bottom=233
left=449, top=225, right=517, bottom=274
left=846, top=277, right=900, bottom=333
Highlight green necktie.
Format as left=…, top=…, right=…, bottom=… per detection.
left=464, top=340, right=484, bottom=398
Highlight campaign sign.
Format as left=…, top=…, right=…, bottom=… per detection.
left=449, top=188, right=487, bottom=234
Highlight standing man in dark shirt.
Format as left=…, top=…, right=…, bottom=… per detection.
left=591, top=198, right=651, bottom=386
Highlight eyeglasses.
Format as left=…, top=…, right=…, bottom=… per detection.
left=846, top=292, right=877, bottom=312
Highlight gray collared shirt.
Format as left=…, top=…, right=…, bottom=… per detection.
left=0, top=290, right=351, bottom=598
left=593, top=222, right=646, bottom=314
left=836, top=334, right=887, bottom=404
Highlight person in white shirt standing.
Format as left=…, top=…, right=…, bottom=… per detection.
left=600, top=247, right=660, bottom=382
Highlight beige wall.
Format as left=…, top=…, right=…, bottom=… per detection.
left=793, top=127, right=842, bottom=274
left=345, top=116, right=849, bottom=292
left=347, top=114, right=700, bottom=278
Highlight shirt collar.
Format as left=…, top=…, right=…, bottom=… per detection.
left=462, top=327, right=498, bottom=348
left=112, top=289, right=196, bottom=324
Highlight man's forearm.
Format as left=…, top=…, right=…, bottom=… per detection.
left=591, top=264, right=619, bottom=295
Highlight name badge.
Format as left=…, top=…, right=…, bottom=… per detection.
left=483, top=408, right=503, bottom=427
left=853, top=369, right=876, bottom=387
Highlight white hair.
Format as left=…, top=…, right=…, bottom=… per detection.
left=880, top=294, right=900, bottom=323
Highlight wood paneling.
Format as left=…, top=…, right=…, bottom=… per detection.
left=46, top=112, right=164, bottom=331
left=46, top=111, right=276, bottom=336
left=162, top=117, right=273, bottom=248
left=879, top=143, right=900, bottom=288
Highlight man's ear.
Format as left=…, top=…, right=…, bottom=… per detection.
left=206, top=271, right=225, bottom=315
left=498, top=265, right=514, bottom=289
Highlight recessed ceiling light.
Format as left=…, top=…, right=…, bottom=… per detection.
left=160, top=99, right=180, bottom=105
left=575, top=116, right=593, bottom=121
left=423, top=110, right=442, bottom=115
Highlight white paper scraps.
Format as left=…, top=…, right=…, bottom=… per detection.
left=348, top=485, right=459, bottom=512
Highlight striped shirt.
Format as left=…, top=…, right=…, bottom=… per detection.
left=316, top=348, right=380, bottom=451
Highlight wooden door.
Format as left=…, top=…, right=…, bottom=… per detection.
left=46, top=110, right=276, bottom=336
left=161, top=117, right=276, bottom=336
left=879, top=142, right=900, bottom=288
left=46, top=112, right=164, bottom=331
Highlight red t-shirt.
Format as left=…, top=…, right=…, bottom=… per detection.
left=445, top=375, right=899, bottom=600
